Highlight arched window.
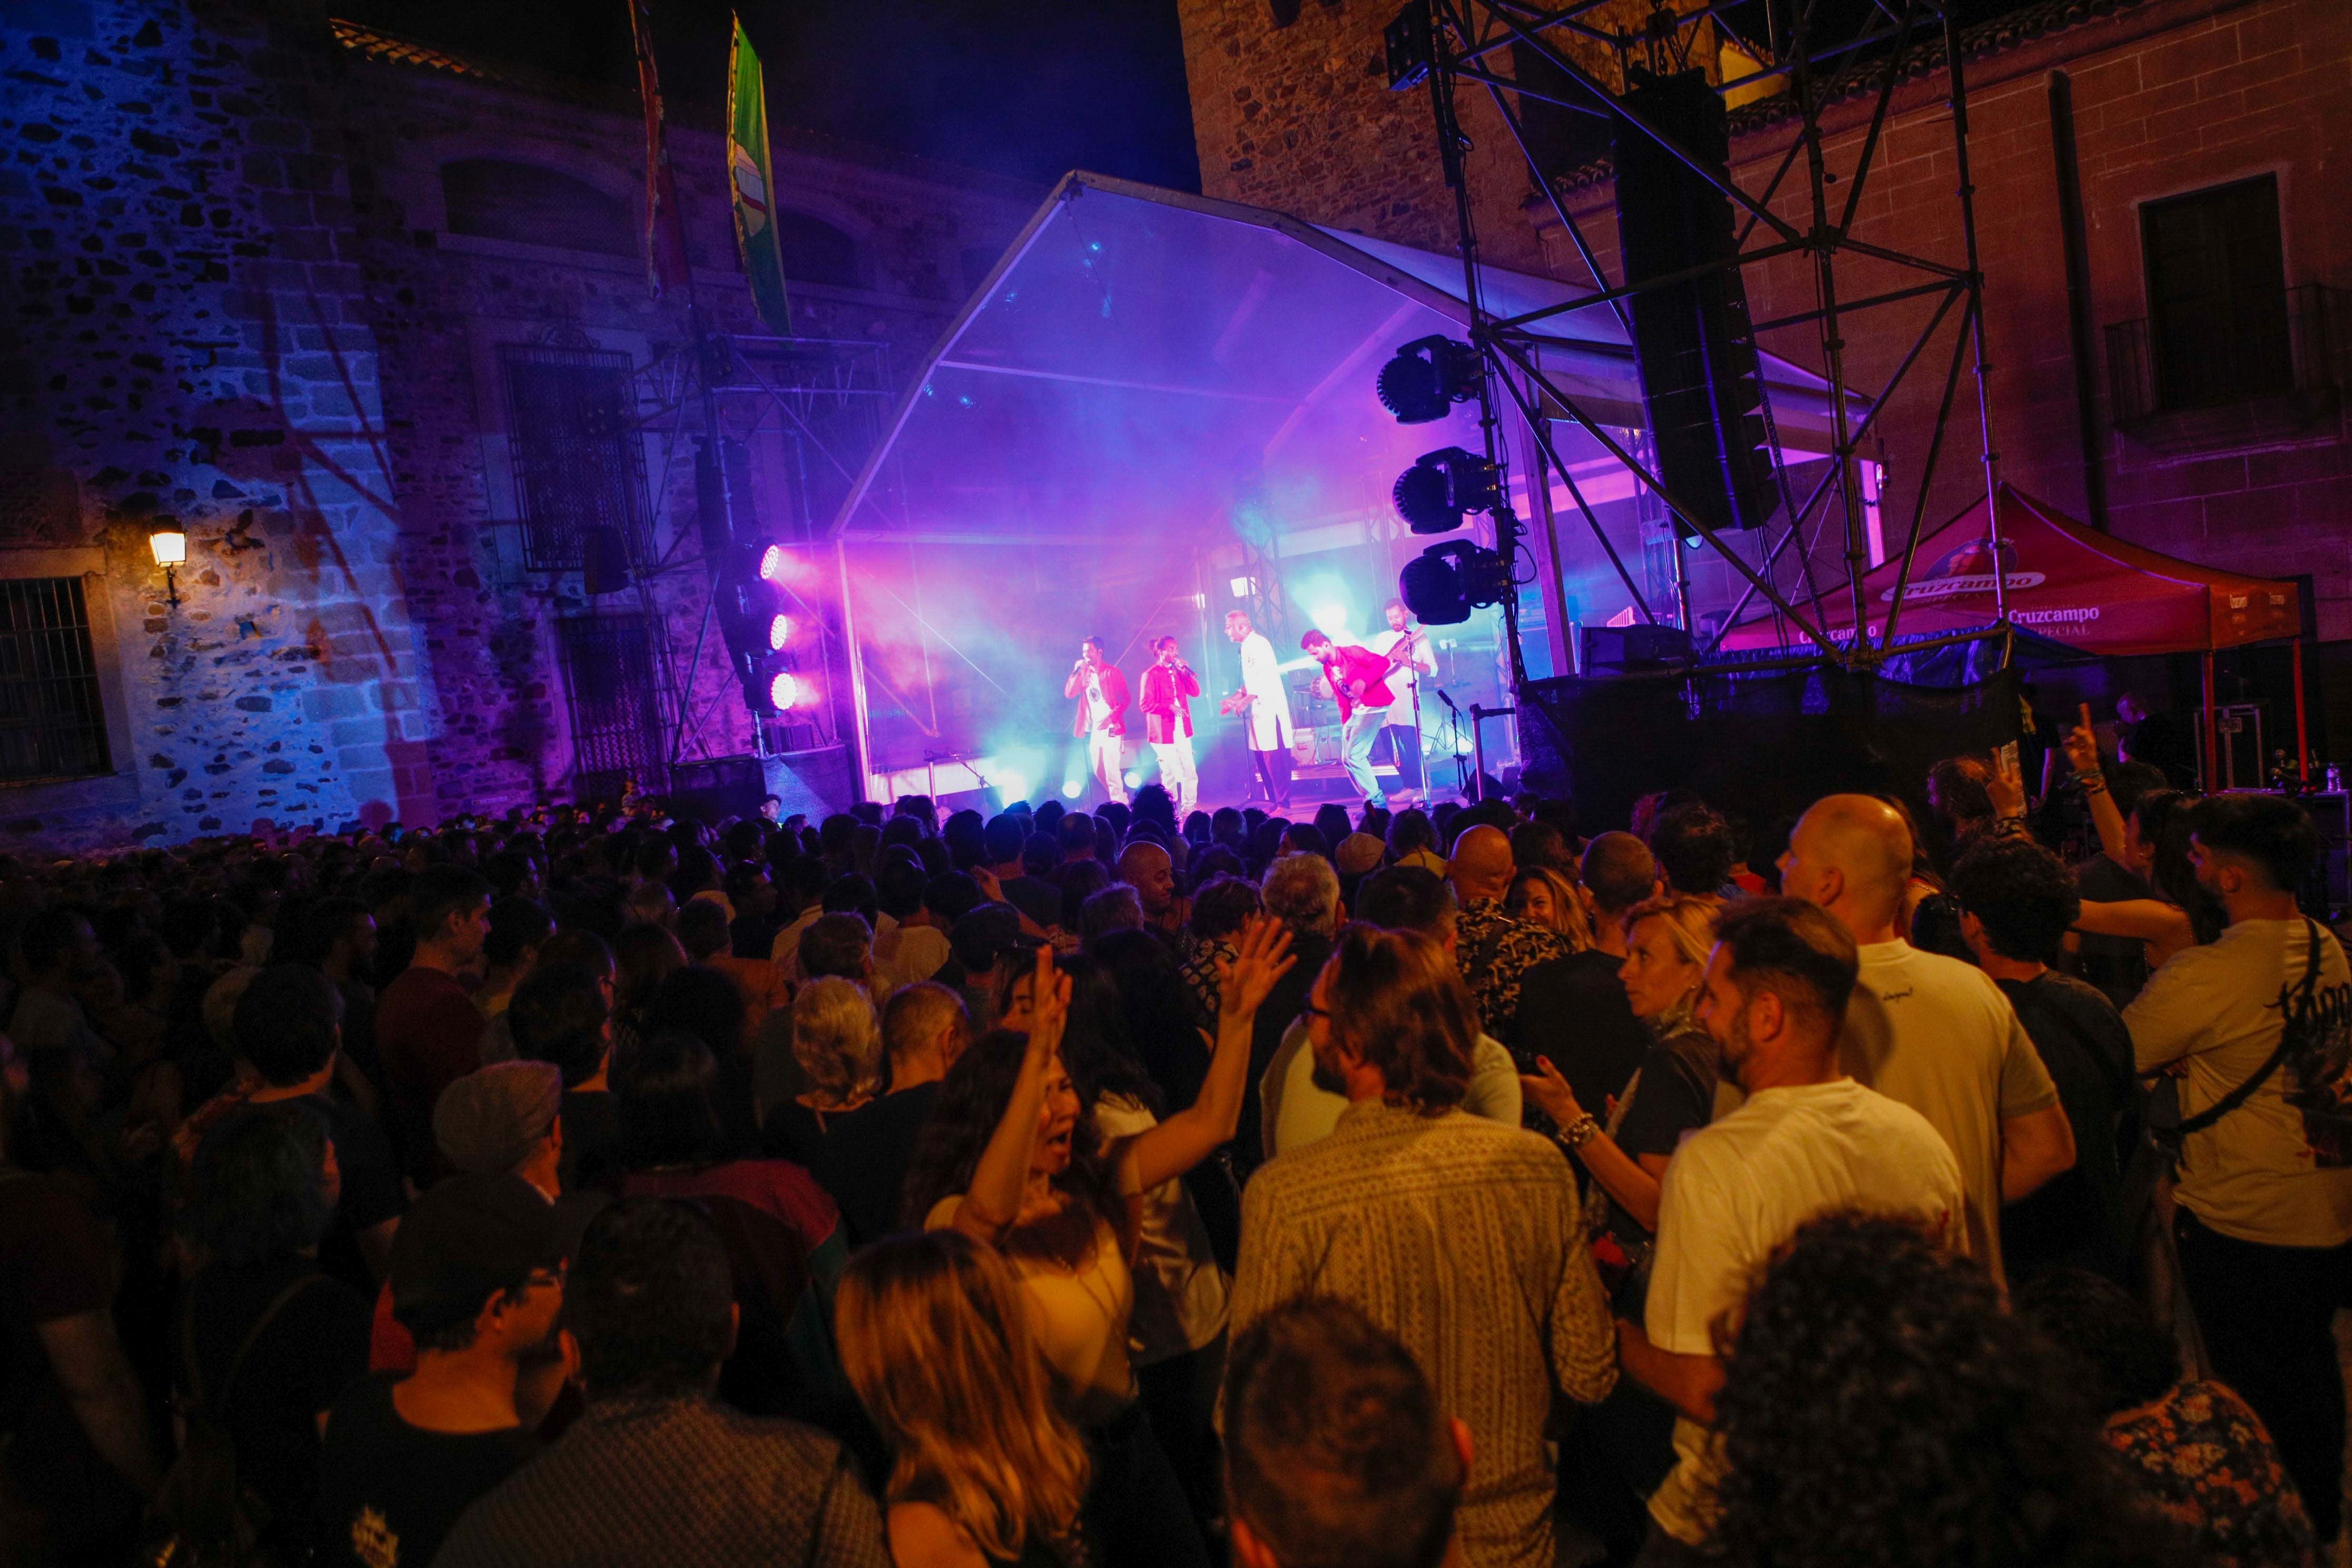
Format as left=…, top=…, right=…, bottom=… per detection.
left=774, top=211, right=861, bottom=289
left=441, top=158, right=634, bottom=258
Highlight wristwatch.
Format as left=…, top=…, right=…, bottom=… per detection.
left=1558, top=1114, right=1601, bottom=1151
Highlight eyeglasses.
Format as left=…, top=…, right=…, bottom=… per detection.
left=1302, top=1003, right=1331, bottom=1021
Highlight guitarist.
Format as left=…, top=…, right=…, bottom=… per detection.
left=1300, top=627, right=1405, bottom=811
left=1368, top=599, right=1436, bottom=801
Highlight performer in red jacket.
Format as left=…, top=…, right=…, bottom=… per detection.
left=1301, top=628, right=1398, bottom=809
left=1064, top=636, right=1132, bottom=806
left=1138, top=636, right=1202, bottom=818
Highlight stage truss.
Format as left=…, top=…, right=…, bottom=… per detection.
left=1397, top=0, right=2010, bottom=673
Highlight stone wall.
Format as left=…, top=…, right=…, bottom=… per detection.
left=0, top=0, right=1037, bottom=848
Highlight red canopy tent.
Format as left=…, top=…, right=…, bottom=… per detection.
left=1720, top=484, right=2307, bottom=778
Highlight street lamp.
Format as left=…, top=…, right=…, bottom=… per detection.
left=148, top=518, right=185, bottom=606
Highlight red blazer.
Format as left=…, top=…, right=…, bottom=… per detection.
left=1139, top=662, right=1201, bottom=743
left=1065, top=661, right=1132, bottom=738
left=1322, top=645, right=1397, bottom=723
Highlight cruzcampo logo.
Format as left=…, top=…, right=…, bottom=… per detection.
left=1878, top=535, right=2044, bottom=604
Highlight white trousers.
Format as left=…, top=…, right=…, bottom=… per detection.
left=1089, top=728, right=1129, bottom=805
left=1152, top=733, right=1198, bottom=818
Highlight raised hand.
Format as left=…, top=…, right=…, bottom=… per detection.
left=2064, top=702, right=2103, bottom=778
left=1217, top=914, right=1297, bottom=1023
left=1023, top=944, right=1072, bottom=1059
left=1517, top=1055, right=1586, bottom=1129
left=1987, top=746, right=2027, bottom=819
left=970, top=864, right=1005, bottom=904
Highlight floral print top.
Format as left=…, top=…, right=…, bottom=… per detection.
left=2104, top=1379, right=2318, bottom=1568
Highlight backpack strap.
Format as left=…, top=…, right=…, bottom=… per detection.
left=2177, top=920, right=2325, bottom=1139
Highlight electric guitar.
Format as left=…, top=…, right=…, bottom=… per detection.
left=1341, top=628, right=1430, bottom=703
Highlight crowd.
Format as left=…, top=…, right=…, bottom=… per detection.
left=0, top=710, right=2346, bottom=1568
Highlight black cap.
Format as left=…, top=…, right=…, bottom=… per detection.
left=389, top=1173, right=567, bottom=1338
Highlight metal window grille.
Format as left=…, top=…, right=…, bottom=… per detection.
left=501, top=344, right=653, bottom=573
left=0, top=577, right=110, bottom=783
left=557, top=614, right=667, bottom=801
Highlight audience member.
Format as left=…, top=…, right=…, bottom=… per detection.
left=2122, top=791, right=2352, bottom=1543
left=680, top=898, right=788, bottom=1037
left=768, top=976, right=883, bottom=1167
left=1240, top=854, right=1343, bottom=1172
left=809, top=982, right=968, bottom=1245
left=1711, top=1213, right=2188, bottom=1568
left=313, top=1173, right=562, bottom=1568
left=1232, top=923, right=1615, bottom=1568
left=2019, top=1267, right=2317, bottom=1568
left=477, top=897, right=554, bottom=1020
left=1949, top=835, right=2137, bottom=1283
left=838, top=1231, right=1090, bottom=1568
left=1625, top=898, right=1964, bottom=1561
left=1504, top=865, right=1591, bottom=950
left=985, top=815, right=1062, bottom=932
left=1514, top=830, right=1658, bottom=1116
left=1178, top=874, right=1260, bottom=1021
left=1259, top=866, right=1522, bottom=1157
left=433, top=1199, right=888, bottom=1567
left=1780, top=794, right=2073, bottom=1289
left=1445, top=824, right=1571, bottom=1046
left=1223, top=1296, right=1470, bottom=1568
left=376, top=865, right=493, bottom=1183
left=506, top=963, right=622, bottom=1192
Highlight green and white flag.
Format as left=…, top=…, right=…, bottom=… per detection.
left=727, top=14, right=791, bottom=335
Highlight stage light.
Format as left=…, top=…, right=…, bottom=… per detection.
left=996, top=771, right=1028, bottom=803
left=758, top=543, right=786, bottom=582
left=1311, top=602, right=1350, bottom=635
left=1400, top=539, right=1510, bottom=626
left=1062, top=780, right=1084, bottom=799
left=1455, top=733, right=1476, bottom=756
left=1229, top=576, right=1255, bottom=599
left=1376, top=336, right=1481, bottom=425
left=1393, top=447, right=1501, bottom=534
left=769, top=672, right=808, bottom=710
left=1123, top=769, right=1144, bottom=790
left=767, top=613, right=791, bottom=651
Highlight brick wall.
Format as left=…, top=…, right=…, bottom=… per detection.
left=0, top=0, right=1036, bottom=848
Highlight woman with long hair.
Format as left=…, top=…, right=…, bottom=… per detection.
left=1507, top=865, right=1593, bottom=951
left=839, top=1231, right=1091, bottom=1567
left=903, top=924, right=1293, bottom=1568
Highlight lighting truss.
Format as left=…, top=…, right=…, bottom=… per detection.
left=1391, top=0, right=2008, bottom=670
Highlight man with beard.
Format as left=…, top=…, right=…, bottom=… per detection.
left=1622, top=897, right=1963, bottom=1564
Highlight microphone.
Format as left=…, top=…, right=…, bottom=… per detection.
left=1435, top=687, right=1461, bottom=714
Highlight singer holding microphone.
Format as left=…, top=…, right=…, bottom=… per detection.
left=1139, top=635, right=1202, bottom=818
left=1066, top=636, right=1133, bottom=806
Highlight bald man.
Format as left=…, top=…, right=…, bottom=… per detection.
left=1116, top=840, right=1190, bottom=944
left=1779, top=794, right=2074, bottom=1291
left=1448, top=822, right=1572, bottom=1047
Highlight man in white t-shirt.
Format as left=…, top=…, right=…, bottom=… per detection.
left=1622, top=896, right=1966, bottom=1559
left=2123, top=792, right=2352, bottom=1544
left=1366, top=600, right=1436, bottom=801
left=1777, top=793, right=2074, bottom=1291
left=1062, top=636, right=1131, bottom=807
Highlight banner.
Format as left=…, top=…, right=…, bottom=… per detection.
left=727, top=14, right=792, bottom=335
left=625, top=0, right=691, bottom=298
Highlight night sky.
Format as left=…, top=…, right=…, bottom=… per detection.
left=340, top=0, right=1203, bottom=193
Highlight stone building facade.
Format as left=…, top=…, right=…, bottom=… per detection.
left=0, top=0, right=1034, bottom=848
left=1178, top=0, right=2352, bottom=713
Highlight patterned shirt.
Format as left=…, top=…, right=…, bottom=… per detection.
left=2105, top=1380, right=2318, bottom=1568
left=1178, top=938, right=1236, bottom=1020
left=1454, top=898, right=1573, bottom=1048
left=1231, top=1102, right=1617, bottom=1568
left=433, top=1395, right=888, bottom=1568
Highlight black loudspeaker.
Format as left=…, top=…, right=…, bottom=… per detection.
left=1612, top=68, right=1775, bottom=540
left=667, top=756, right=767, bottom=825
left=582, top=526, right=630, bottom=596
left=1582, top=623, right=1694, bottom=675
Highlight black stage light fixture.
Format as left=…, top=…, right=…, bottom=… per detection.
left=1392, top=446, right=1501, bottom=534
left=1400, top=538, right=1510, bottom=625
left=1384, top=0, right=1435, bottom=90
left=1376, top=335, right=1482, bottom=424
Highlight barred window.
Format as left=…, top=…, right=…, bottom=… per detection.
left=0, top=577, right=111, bottom=783
left=558, top=614, right=667, bottom=802
left=501, top=343, right=652, bottom=574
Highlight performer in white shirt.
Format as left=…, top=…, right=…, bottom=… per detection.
left=1223, top=610, right=1293, bottom=810
left=1366, top=599, right=1436, bottom=801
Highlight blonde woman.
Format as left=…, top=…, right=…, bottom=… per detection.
left=764, top=975, right=882, bottom=1166
left=840, top=1230, right=1090, bottom=1567
left=1520, top=893, right=1721, bottom=1290
left=1507, top=865, right=1593, bottom=951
